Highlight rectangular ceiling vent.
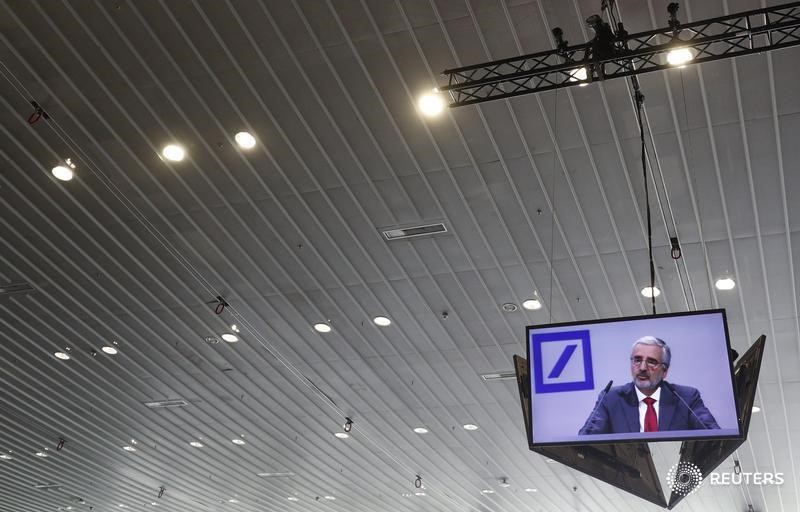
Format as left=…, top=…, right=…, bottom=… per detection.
left=381, top=222, right=447, bottom=241
left=0, top=281, right=36, bottom=297
left=480, top=371, right=517, bottom=381
left=144, top=398, right=189, bottom=409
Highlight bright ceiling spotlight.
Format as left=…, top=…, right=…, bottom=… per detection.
left=418, top=90, right=445, bottom=117
left=102, top=346, right=118, bottom=355
left=313, top=323, right=332, bottom=333
left=640, top=286, right=661, bottom=298
left=715, top=277, right=736, bottom=290
left=51, top=165, right=74, bottom=181
left=54, top=351, right=70, bottom=360
left=666, top=47, right=693, bottom=66
left=323, top=496, right=335, bottom=500
left=122, top=446, right=136, bottom=452
left=161, top=144, right=186, bottom=162
left=414, top=492, right=426, bottom=496
left=35, top=451, right=48, bottom=457
left=373, top=316, right=391, bottom=326
left=221, top=333, right=239, bottom=342
left=189, top=441, right=203, bottom=448
left=480, top=489, right=494, bottom=494
left=752, top=405, right=761, bottom=413
left=462, top=424, right=479, bottom=431
left=0, top=454, right=13, bottom=460
left=413, top=427, right=429, bottom=434
left=524, top=488, right=538, bottom=493
left=522, top=298, right=542, bottom=310
left=568, top=67, right=589, bottom=86
left=287, top=497, right=299, bottom=501
left=234, top=132, right=256, bottom=149
left=334, top=432, right=349, bottom=439
left=231, top=438, right=246, bottom=445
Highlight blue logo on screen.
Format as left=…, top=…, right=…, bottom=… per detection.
left=531, top=330, right=593, bottom=393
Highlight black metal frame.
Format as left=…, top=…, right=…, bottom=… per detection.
left=440, top=2, right=800, bottom=106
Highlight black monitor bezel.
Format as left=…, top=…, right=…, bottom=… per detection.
left=526, top=308, right=742, bottom=447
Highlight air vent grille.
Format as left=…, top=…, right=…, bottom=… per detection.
left=480, top=371, right=517, bottom=381
left=382, top=222, right=447, bottom=241
left=0, top=281, right=36, bottom=296
left=144, top=398, right=189, bottom=408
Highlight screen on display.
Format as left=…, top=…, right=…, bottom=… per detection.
left=527, top=309, right=741, bottom=446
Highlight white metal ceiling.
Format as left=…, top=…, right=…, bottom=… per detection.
left=1, top=1, right=798, bottom=511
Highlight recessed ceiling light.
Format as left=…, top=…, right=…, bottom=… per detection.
left=323, top=496, right=335, bottom=500
left=413, top=427, right=428, bottom=434
left=161, top=144, right=185, bottom=162
left=715, top=277, right=736, bottom=290
left=752, top=405, right=761, bottom=413
left=54, top=351, right=70, bottom=360
left=414, top=492, right=426, bottom=496
left=287, top=497, right=299, bottom=501
left=666, top=47, right=694, bottom=66
left=462, top=424, right=479, bottom=431
left=334, top=432, right=349, bottom=439
left=35, top=451, right=48, bottom=458
left=227, top=499, right=239, bottom=503
left=480, top=489, right=494, bottom=494
left=313, top=323, right=332, bottom=333
left=0, top=454, right=13, bottom=460
left=522, top=299, right=542, bottom=310
left=122, top=446, right=136, bottom=452
left=51, top=165, right=74, bottom=181
left=373, top=316, right=391, bottom=326
left=501, top=302, right=518, bottom=312
left=418, top=90, right=445, bottom=117
left=231, top=438, right=245, bottom=445
left=234, top=132, right=257, bottom=149
left=221, top=333, right=239, bottom=343
left=118, top=504, right=127, bottom=508
left=102, top=346, right=118, bottom=355
left=230, top=324, right=240, bottom=333
left=640, top=286, right=661, bottom=298
left=525, top=488, right=538, bottom=493
left=189, top=441, right=203, bottom=448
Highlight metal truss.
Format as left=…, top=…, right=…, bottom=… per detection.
left=440, top=1, right=800, bottom=107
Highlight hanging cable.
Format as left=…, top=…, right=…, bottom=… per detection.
left=635, top=90, right=656, bottom=315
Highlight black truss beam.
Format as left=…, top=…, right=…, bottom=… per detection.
left=440, top=2, right=800, bottom=107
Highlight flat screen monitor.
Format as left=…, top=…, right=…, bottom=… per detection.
left=527, top=309, right=741, bottom=446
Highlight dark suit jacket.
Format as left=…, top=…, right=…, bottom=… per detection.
left=578, top=381, right=720, bottom=435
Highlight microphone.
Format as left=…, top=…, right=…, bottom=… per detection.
left=579, top=380, right=613, bottom=435
left=662, top=381, right=709, bottom=429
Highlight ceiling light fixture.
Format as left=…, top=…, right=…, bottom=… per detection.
left=122, top=446, right=136, bottom=452
left=480, top=489, right=494, bottom=494
left=752, top=405, right=761, bottom=413
left=334, top=432, right=349, bottom=439
left=373, top=316, right=391, bottom=326
left=51, top=165, right=74, bottom=181
left=287, top=497, right=299, bottom=501
left=715, top=277, right=736, bottom=290
left=666, top=47, right=694, bottom=66
left=234, top=132, right=256, bottom=149
left=501, top=302, right=518, bottom=312
left=525, top=488, right=538, bottom=493
left=418, top=89, right=445, bottom=117
left=221, top=333, right=239, bottom=342
left=313, top=323, right=332, bottom=333
left=568, top=67, right=589, bottom=86
left=522, top=298, right=542, bottom=310
left=189, top=441, right=203, bottom=448
left=161, top=144, right=186, bottom=162
left=35, top=451, right=48, bottom=458
left=0, top=454, right=12, bottom=460
left=54, top=351, right=70, bottom=360
left=413, top=427, right=428, bottom=434
left=463, top=424, right=479, bottom=431
left=414, top=492, right=426, bottom=496
left=640, top=286, right=661, bottom=298
left=323, top=496, right=335, bottom=500
left=102, top=346, right=118, bottom=355
left=230, top=324, right=240, bottom=333
left=231, top=438, right=245, bottom=445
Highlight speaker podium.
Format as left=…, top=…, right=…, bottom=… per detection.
left=513, top=335, right=765, bottom=509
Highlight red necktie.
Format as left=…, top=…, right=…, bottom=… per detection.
left=643, top=397, right=658, bottom=432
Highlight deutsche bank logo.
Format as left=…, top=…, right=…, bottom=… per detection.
left=531, top=330, right=593, bottom=393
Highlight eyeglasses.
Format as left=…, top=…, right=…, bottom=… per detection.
left=630, top=356, right=665, bottom=370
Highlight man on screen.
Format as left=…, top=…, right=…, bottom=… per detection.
left=579, top=336, right=719, bottom=435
